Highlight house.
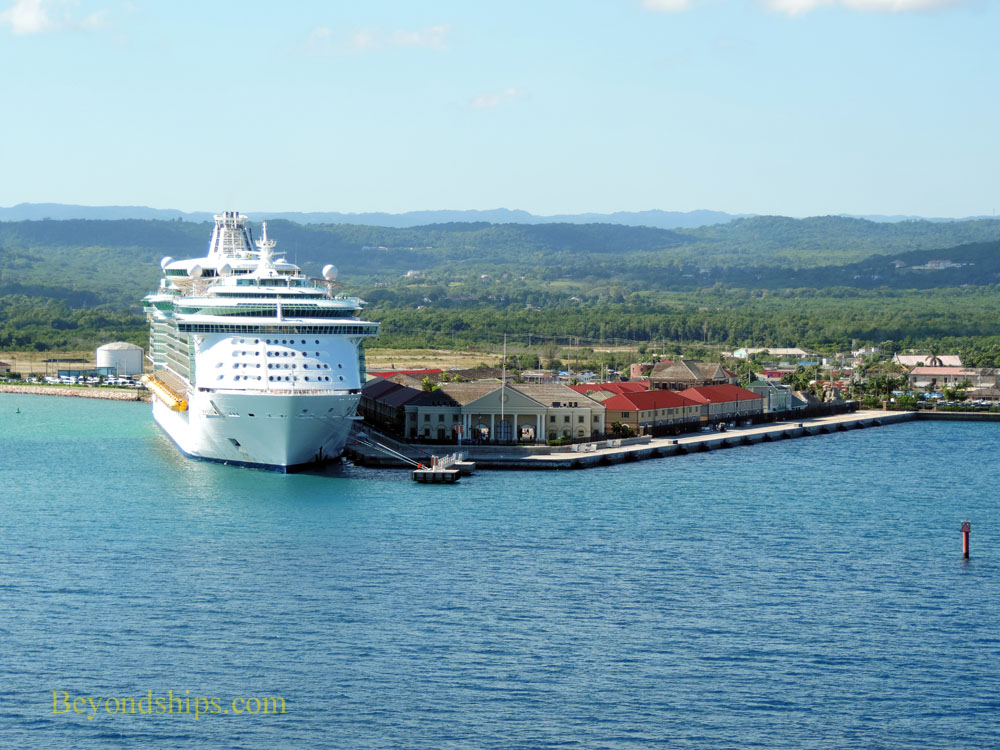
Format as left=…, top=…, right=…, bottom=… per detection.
left=892, top=353, right=962, bottom=368
left=598, top=390, right=702, bottom=436
left=744, top=380, right=803, bottom=413
left=629, top=363, right=653, bottom=379
left=732, top=347, right=810, bottom=360
left=568, top=381, right=650, bottom=396
left=907, top=367, right=996, bottom=391
left=648, top=360, right=736, bottom=391
left=519, top=369, right=559, bottom=384
left=677, top=384, right=765, bottom=422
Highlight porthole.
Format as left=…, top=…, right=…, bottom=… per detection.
left=239, top=338, right=245, bottom=344
left=234, top=375, right=240, bottom=381
left=339, top=375, right=344, bottom=381
left=338, top=363, right=343, bottom=368
left=301, top=339, right=306, bottom=344
left=315, top=340, right=320, bottom=344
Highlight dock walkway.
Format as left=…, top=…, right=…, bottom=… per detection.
left=347, top=410, right=915, bottom=471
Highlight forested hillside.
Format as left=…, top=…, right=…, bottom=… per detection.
left=2, top=215, right=1000, bottom=354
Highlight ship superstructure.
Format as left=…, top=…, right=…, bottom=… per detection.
left=143, top=211, right=379, bottom=471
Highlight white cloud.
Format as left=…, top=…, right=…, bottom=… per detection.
left=0, top=0, right=107, bottom=34
left=390, top=24, right=450, bottom=50
left=303, top=24, right=451, bottom=56
left=642, top=0, right=692, bottom=10
left=763, top=0, right=963, bottom=14
left=0, top=0, right=52, bottom=34
left=347, top=27, right=377, bottom=52
left=470, top=88, right=523, bottom=111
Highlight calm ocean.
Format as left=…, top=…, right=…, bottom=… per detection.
left=2, top=393, right=999, bottom=749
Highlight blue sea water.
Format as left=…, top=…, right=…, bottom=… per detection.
left=2, top=393, right=1000, bottom=749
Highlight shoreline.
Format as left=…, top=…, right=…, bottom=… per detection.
left=346, top=410, right=939, bottom=470
left=0, top=384, right=151, bottom=402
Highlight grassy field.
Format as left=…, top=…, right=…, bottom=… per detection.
left=2, top=351, right=96, bottom=376
left=365, top=348, right=501, bottom=371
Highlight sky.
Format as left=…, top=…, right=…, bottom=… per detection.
left=0, top=0, right=996, bottom=217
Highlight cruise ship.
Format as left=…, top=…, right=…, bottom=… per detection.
left=143, top=211, right=379, bottom=471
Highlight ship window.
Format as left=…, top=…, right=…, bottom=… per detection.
left=304, top=377, right=310, bottom=382
left=338, top=363, right=343, bottom=368
left=269, top=376, right=273, bottom=381
left=315, top=340, right=319, bottom=344
left=248, top=413, right=255, bottom=417
left=256, top=364, right=260, bottom=368
left=254, top=340, right=259, bottom=344
left=301, top=339, right=306, bottom=344
left=234, top=376, right=240, bottom=381
left=339, top=376, right=344, bottom=381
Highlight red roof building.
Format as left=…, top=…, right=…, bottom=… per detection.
left=568, top=381, right=650, bottom=396
left=678, top=385, right=764, bottom=420
left=599, top=389, right=702, bottom=435
left=368, top=369, right=444, bottom=379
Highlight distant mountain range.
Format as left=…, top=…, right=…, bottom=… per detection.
left=3, top=203, right=990, bottom=230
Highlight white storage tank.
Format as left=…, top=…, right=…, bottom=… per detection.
left=96, top=342, right=144, bottom=376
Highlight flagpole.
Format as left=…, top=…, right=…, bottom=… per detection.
left=500, top=334, right=506, bottom=443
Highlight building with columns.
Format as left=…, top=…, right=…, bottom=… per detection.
left=396, top=381, right=605, bottom=444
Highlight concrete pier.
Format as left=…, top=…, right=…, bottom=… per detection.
left=346, top=410, right=916, bottom=471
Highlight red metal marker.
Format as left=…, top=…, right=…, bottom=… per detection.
left=961, top=521, right=971, bottom=559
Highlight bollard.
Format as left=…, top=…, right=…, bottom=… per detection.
left=961, top=521, right=971, bottom=559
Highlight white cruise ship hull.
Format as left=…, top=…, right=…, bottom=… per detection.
left=152, top=390, right=360, bottom=472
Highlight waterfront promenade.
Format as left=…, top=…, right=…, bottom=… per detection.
left=347, top=410, right=918, bottom=470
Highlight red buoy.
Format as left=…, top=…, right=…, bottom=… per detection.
left=961, top=521, right=971, bottom=559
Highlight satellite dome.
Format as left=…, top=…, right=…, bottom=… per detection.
left=219, top=263, right=233, bottom=276
left=322, top=264, right=339, bottom=281
left=160, top=256, right=174, bottom=269
left=188, top=264, right=203, bottom=278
